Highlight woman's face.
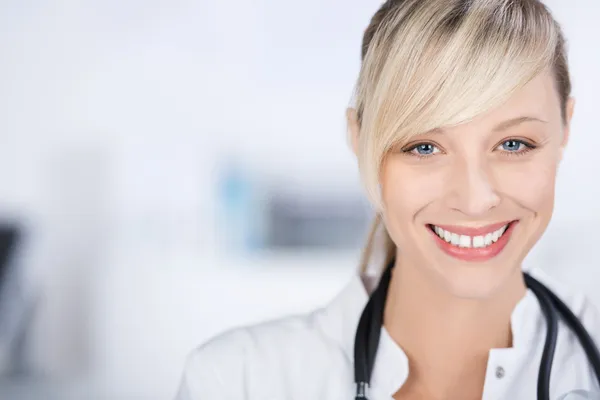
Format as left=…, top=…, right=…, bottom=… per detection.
left=353, top=70, right=574, bottom=298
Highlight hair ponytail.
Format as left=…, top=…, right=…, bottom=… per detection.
left=358, top=214, right=396, bottom=279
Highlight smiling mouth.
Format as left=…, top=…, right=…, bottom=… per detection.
left=426, top=221, right=519, bottom=262
left=427, top=222, right=516, bottom=249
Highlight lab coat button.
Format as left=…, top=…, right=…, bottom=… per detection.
left=495, top=366, right=505, bottom=379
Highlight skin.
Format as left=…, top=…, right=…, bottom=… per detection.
left=348, top=69, right=575, bottom=399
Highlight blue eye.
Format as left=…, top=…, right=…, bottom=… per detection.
left=409, top=143, right=440, bottom=156
left=497, top=139, right=537, bottom=156
left=501, top=140, right=524, bottom=152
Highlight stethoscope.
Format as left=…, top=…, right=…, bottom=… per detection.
left=353, top=260, right=600, bottom=400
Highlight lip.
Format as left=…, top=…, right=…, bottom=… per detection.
left=428, top=220, right=519, bottom=262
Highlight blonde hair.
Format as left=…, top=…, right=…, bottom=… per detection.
left=355, top=0, right=571, bottom=276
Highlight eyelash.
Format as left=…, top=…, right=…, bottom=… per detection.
left=402, top=139, right=538, bottom=159
left=500, top=139, right=538, bottom=158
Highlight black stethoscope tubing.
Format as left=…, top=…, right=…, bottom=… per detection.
left=353, top=261, right=600, bottom=400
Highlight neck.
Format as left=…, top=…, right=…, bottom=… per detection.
left=383, top=255, right=526, bottom=395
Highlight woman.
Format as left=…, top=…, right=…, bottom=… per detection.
left=177, top=1, right=600, bottom=399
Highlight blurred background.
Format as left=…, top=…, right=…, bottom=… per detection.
left=0, top=0, right=599, bottom=398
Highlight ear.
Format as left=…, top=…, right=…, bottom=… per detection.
left=559, top=97, right=575, bottom=161
left=346, top=108, right=360, bottom=156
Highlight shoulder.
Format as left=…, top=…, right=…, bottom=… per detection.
left=176, top=309, right=348, bottom=399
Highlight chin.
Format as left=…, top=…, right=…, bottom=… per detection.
left=432, top=263, right=522, bottom=299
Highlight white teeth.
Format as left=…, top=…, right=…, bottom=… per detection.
left=459, top=235, right=471, bottom=248
left=484, top=233, right=493, bottom=246
left=431, top=224, right=510, bottom=249
left=450, top=233, right=460, bottom=246
left=492, top=230, right=500, bottom=242
left=444, top=230, right=451, bottom=242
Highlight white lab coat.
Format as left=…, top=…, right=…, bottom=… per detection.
left=175, top=267, right=600, bottom=400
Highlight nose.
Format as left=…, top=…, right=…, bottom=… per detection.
left=446, top=158, right=501, bottom=216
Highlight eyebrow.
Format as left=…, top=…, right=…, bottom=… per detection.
left=492, top=116, right=548, bottom=132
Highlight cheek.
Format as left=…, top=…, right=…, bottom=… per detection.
left=380, top=160, right=424, bottom=247
left=380, top=160, right=445, bottom=219
left=494, top=157, right=559, bottom=210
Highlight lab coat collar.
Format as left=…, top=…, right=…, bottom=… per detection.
left=320, top=272, right=543, bottom=397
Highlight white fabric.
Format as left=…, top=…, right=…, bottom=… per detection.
left=175, top=267, right=600, bottom=400
left=558, top=391, right=600, bottom=399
